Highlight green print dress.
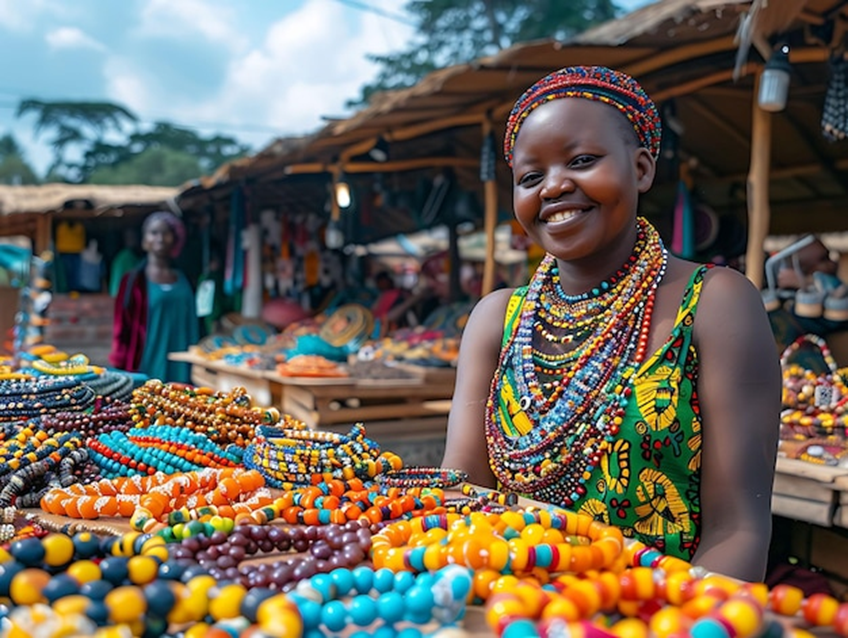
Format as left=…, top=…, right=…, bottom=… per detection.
left=488, top=266, right=710, bottom=560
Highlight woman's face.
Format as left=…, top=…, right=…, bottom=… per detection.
left=511, top=98, right=655, bottom=267
left=143, top=218, right=175, bottom=258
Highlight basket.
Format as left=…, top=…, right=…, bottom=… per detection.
left=779, top=334, right=848, bottom=439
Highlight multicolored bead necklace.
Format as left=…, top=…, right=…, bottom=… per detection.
left=486, top=218, right=667, bottom=507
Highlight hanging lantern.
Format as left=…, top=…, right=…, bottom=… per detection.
left=758, top=44, right=792, bottom=112
left=822, top=56, right=848, bottom=141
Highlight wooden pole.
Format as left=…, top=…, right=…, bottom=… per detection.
left=745, top=72, right=772, bottom=290
left=34, top=213, right=52, bottom=255
left=481, top=119, right=498, bottom=296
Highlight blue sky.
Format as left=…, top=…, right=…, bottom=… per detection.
left=0, top=0, right=652, bottom=175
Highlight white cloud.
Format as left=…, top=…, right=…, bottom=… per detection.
left=136, top=0, right=247, bottom=50
left=103, top=0, right=415, bottom=147
left=0, top=0, right=67, bottom=32
left=192, top=0, right=414, bottom=134
left=46, top=26, right=105, bottom=52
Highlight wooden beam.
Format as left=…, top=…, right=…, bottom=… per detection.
left=653, top=66, right=761, bottom=102
left=481, top=120, right=497, bottom=296
left=745, top=72, right=772, bottom=291
left=284, top=156, right=479, bottom=176
left=623, top=35, right=739, bottom=78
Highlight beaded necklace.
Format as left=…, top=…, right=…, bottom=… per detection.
left=486, top=218, right=667, bottom=507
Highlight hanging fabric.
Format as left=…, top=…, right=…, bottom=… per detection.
left=225, top=186, right=246, bottom=296
left=671, top=178, right=695, bottom=259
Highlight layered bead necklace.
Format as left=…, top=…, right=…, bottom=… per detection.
left=486, top=217, right=667, bottom=507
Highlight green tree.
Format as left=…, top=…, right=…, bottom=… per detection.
left=126, top=123, right=249, bottom=174
left=0, top=134, right=39, bottom=185
left=87, top=146, right=204, bottom=187
left=16, top=100, right=137, bottom=180
left=352, top=0, right=619, bottom=106
left=16, top=100, right=250, bottom=184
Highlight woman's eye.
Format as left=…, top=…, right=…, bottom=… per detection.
left=570, top=155, right=597, bottom=167
left=517, top=172, right=541, bottom=186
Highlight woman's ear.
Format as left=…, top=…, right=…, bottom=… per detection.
left=635, top=148, right=656, bottom=194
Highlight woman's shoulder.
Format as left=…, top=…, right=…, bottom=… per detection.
left=462, top=288, right=517, bottom=342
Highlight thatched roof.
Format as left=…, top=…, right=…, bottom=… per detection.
left=178, top=0, right=848, bottom=239
left=0, top=184, right=178, bottom=217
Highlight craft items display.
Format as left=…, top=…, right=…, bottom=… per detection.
left=779, top=334, right=848, bottom=466
left=130, top=380, right=280, bottom=447
left=275, top=354, right=349, bottom=378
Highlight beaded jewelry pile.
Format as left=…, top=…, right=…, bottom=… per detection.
left=130, top=380, right=280, bottom=447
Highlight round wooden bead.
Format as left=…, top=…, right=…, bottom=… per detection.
left=768, top=584, right=804, bottom=617
left=803, top=593, right=840, bottom=627
left=649, top=607, right=694, bottom=638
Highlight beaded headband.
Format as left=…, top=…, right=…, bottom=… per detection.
left=503, top=65, right=662, bottom=167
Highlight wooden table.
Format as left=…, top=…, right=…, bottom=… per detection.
left=772, top=457, right=848, bottom=528
left=168, top=351, right=456, bottom=434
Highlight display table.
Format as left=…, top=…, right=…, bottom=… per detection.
left=772, top=457, right=848, bottom=528
left=168, top=351, right=455, bottom=432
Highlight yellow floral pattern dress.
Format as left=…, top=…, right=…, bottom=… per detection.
left=501, top=266, right=709, bottom=559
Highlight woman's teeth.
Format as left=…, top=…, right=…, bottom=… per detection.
left=546, top=210, right=581, bottom=223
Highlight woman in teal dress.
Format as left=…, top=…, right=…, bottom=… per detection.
left=110, top=212, right=198, bottom=383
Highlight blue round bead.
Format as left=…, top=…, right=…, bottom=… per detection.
left=330, top=568, right=354, bottom=597
left=404, top=584, right=434, bottom=616
left=691, top=617, right=732, bottom=638
left=392, top=571, right=415, bottom=595
left=352, top=565, right=374, bottom=594
left=376, top=591, right=404, bottom=625
left=349, top=594, right=378, bottom=626
left=320, top=599, right=348, bottom=633
left=503, top=619, right=541, bottom=638
left=372, top=568, right=395, bottom=594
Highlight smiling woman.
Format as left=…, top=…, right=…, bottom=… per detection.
left=441, top=66, right=782, bottom=583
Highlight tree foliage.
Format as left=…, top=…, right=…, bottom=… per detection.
left=0, top=134, right=39, bottom=185
left=352, top=0, right=620, bottom=106
left=16, top=100, right=250, bottom=185
left=87, top=147, right=204, bottom=187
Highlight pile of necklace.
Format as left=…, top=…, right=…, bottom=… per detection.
left=0, top=376, right=96, bottom=421
left=88, top=426, right=244, bottom=479
left=40, top=468, right=268, bottom=526
left=40, top=398, right=133, bottom=439
left=244, top=422, right=402, bottom=487
left=130, top=380, right=280, bottom=447
left=486, top=217, right=668, bottom=506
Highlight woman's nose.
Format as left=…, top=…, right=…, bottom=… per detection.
left=540, top=171, right=575, bottom=200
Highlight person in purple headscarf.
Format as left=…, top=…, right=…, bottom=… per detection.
left=109, top=211, right=198, bottom=382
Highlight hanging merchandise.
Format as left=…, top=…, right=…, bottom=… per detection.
left=224, top=187, right=246, bottom=298
left=822, top=55, right=848, bottom=141
left=671, top=178, right=695, bottom=259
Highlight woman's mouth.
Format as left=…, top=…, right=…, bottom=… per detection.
left=545, top=209, right=583, bottom=223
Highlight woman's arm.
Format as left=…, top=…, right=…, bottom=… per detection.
left=693, top=267, right=781, bottom=581
left=441, top=289, right=513, bottom=487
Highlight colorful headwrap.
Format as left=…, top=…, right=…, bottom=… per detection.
left=503, top=65, right=662, bottom=167
left=143, top=211, right=186, bottom=259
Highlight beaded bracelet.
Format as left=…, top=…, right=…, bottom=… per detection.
left=460, top=483, right=519, bottom=506
left=377, top=467, right=468, bottom=489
